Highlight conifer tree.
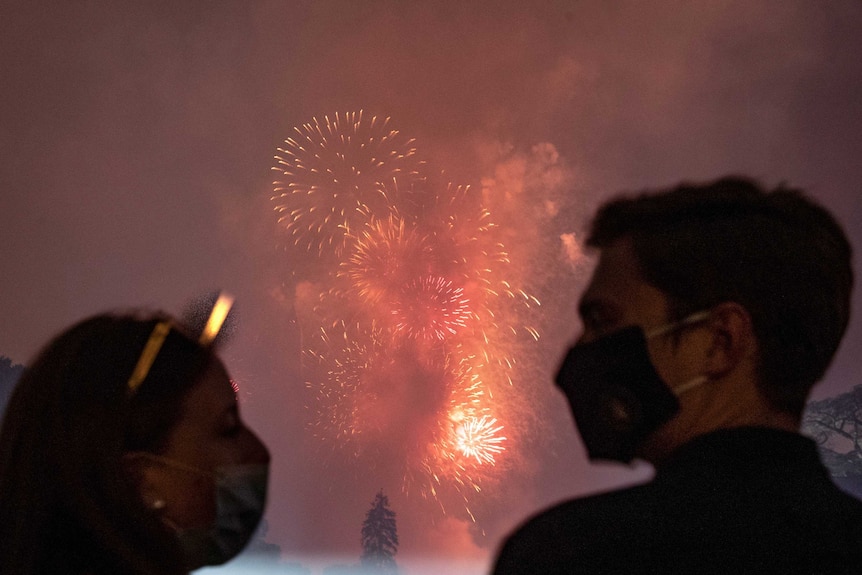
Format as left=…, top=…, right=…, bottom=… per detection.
left=0, top=356, right=24, bottom=422
left=360, top=489, right=398, bottom=573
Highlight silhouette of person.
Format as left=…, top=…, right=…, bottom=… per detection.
left=493, top=176, right=862, bottom=574
left=0, top=299, right=270, bottom=575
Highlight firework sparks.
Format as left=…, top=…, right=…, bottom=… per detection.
left=272, top=111, right=423, bottom=258
left=453, top=416, right=506, bottom=465
left=275, top=112, right=543, bottom=519
left=306, top=328, right=487, bottom=468
left=391, top=275, right=472, bottom=342
left=339, top=212, right=435, bottom=306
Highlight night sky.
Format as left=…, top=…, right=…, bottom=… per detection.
left=2, top=2, right=862, bottom=573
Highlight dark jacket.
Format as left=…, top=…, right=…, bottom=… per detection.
left=493, top=427, right=862, bottom=575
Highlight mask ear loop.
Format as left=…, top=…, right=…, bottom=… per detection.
left=646, top=310, right=714, bottom=397
left=136, top=452, right=215, bottom=478
left=672, top=375, right=710, bottom=396
left=646, top=310, right=712, bottom=339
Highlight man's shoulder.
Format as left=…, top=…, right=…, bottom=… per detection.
left=493, top=483, right=660, bottom=575
left=493, top=429, right=862, bottom=574
left=512, top=482, right=657, bottom=538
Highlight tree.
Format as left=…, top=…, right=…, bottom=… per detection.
left=0, top=356, right=25, bottom=423
left=235, top=519, right=284, bottom=564
left=360, top=490, right=398, bottom=574
left=803, top=385, right=862, bottom=498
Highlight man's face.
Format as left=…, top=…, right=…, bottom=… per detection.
left=576, top=237, right=713, bottom=461
left=577, top=237, right=671, bottom=345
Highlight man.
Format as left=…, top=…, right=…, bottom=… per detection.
left=493, top=177, right=862, bottom=574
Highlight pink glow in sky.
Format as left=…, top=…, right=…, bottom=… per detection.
left=2, top=2, right=862, bottom=572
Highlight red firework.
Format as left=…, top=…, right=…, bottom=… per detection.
left=391, top=275, right=472, bottom=342
left=307, top=329, right=484, bottom=463
left=339, top=212, right=435, bottom=306
left=278, top=113, right=541, bottom=520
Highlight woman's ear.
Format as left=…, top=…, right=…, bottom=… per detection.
left=122, top=452, right=166, bottom=511
left=704, top=301, right=758, bottom=378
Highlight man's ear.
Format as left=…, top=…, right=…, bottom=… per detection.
left=704, top=301, right=758, bottom=378
left=122, top=452, right=166, bottom=510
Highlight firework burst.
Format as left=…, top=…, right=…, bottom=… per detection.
left=391, top=275, right=472, bottom=342
left=396, top=348, right=508, bottom=503
left=306, top=329, right=492, bottom=471
left=272, top=111, right=423, bottom=258
left=423, top=185, right=542, bottom=366
left=338, top=212, right=435, bottom=307
left=275, top=113, right=544, bottom=521
left=452, top=416, right=506, bottom=465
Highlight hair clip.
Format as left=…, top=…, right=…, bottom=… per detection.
left=127, top=321, right=172, bottom=394
left=199, top=293, right=234, bottom=346
left=127, top=292, right=234, bottom=394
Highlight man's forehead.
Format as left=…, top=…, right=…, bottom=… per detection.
left=579, top=239, right=643, bottom=303
left=577, top=238, right=670, bottom=325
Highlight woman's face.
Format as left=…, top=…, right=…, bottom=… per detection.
left=138, top=358, right=270, bottom=529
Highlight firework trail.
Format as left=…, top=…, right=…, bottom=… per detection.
left=274, top=112, right=544, bottom=519
left=272, top=111, right=424, bottom=259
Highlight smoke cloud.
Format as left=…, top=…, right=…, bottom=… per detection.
left=3, top=1, right=862, bottom=572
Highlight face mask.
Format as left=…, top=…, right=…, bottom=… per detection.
left=144, top=457, right=270, bottom=569
left=175, top=463, right=269, bottom=569
left=554, top=311, right=710, bottom=464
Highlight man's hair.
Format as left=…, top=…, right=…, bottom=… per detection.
left=587, top=176, right=853, bottom=416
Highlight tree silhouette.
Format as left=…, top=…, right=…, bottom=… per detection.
left=803, top=385, right=862, bottom=498
left=0, top=356, right=24, bottom=422
left=360, top=490, right=398, bottom=574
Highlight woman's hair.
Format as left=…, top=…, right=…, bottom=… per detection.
left=0, top=312, right=216, bottom=575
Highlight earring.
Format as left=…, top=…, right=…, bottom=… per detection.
left=151, top=498, right=166, bottom=510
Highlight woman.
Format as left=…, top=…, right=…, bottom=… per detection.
left=0, top=306, right=270, bottom=575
